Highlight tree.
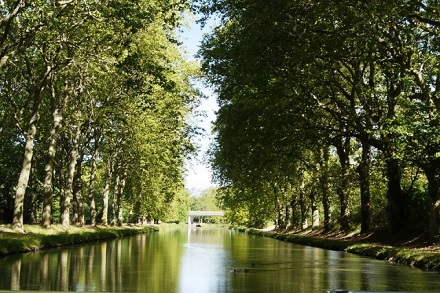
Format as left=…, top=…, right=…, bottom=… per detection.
left=0, top=0, right=200, bottom=230
left=196, top=0, right=440, bottom=236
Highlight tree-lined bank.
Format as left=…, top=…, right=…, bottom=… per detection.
left=0, top=1, right=199, bottom=230
left=195, top=0, right=440, bottom=241
left=0, top=224, right=157, bottom=256
left=247, top=228, right=440, bottom=272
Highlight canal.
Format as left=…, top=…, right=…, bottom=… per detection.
left=0, top=226, right=439, bottom=292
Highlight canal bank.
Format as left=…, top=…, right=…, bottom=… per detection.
left=0, top=224, right=158, bottom=256
left=246, top=228, right=440, bottom=272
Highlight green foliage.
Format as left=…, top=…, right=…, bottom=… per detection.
left=195, top=0, right=440, bottom=236
left=190, top=187, right=220, bottom=210
left=0, top=1, right=200, bottom=228
left=190, top=187, right=224, bottom=223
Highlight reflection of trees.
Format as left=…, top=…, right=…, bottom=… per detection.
left=360, top=262, right=374, bottom=292
left=40, top=253, right=49, bottom=290
left=145, top=229, right=184, bottom=292
left=85, top=245, right=94, bottom=291
left=0, top=231, right=440, bottom=291
left=10, top=258, right=20, bottom=290
left=109, top=240, right=116, bottom=292
left=327, top=250, right=341, bottom=290
left=58, top=251, right=68, bottom=291
left=100, top=242, right=107, bottom=292
left=69, top=245, right=84, bottom=290
left=0, top=234, right=183, bottom=291
left=30, top=232, right=185, bottom=292
left=311, top=248, right=322, bottom=292
left=117, top=240, right=122, bottom=291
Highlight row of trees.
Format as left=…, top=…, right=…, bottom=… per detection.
left=0, top=0, right=199, bottom=231
left=196, top=0, right=440, bottom=240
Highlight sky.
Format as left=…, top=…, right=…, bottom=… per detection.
left=180, top=15, right=219, bottom=195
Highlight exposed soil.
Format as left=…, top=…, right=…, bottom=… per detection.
left=274, top=228, right=440, bottom=253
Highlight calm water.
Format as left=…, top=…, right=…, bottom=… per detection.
left=0, top=226, right=440, bottom=292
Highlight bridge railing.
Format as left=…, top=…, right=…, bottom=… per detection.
left=187, top=211, right=224, bottom=224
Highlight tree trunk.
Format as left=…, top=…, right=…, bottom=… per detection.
left=29, top=171, right=38, bottom=225
left=101, top=158, right=112, bottom=225
left=423, top=157, right=440, bottom=241
left=41, top=108, right=63, bottom=228
left=357, top=141, right=371, bottom=234
left=430, top=198, right=440, bottom=242
left=299, top=179, right=308, bottom=230
left=386, top=158, right=407, bottom=233
left=73, top=154, right=84, bottom=226
left=13, top=59, right=52, bottom=231
left=338, top=174, right=350, bottom=231
left=427, top=173, right=440, bottom=241
left=284, top=201, right=291, bottom=229
left=12, top=116, right=38, bottom=232
left=310, top=187, right=319, bottom=229
left=88, top=141, right=99, bottom=227
left=273, top=184, right=287, bottom=229
left=382, top=75, right=406, bottom=233
left=320, top=147, right=331, bottom=231
left=289, top=198, right=298, bottom=229
left=59, top=166, right=65, bottom=225
left=61, top=124, right=81, bottom=229
left=116, top=170, right=127, bottom=227
left=335, top=136, right=351, bottom=231
left=111, top=171, right=120, bottom=226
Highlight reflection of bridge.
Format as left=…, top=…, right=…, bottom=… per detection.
left=188, top=211, right=224, bottom=224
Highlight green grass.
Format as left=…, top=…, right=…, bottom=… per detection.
left=248, top=228, right=352, bottom=251
left=346, top=243, right=440, bottom=270
left=246, top=228, right=440, bottom=271
left=0, top=224, right=157, bottom=256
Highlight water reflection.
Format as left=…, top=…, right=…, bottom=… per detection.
left=179, top=228, right=232, bottom=292
left=0, top=227, right=440, bottom=292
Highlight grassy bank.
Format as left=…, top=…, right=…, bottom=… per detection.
left=246, top=228, right=440, bottom=271
left=0, top=224, right=158, bottom=256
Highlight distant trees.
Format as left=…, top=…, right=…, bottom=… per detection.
left=190, top=188, right=223, bottom=223
left=0, top=1, right=199, bottom=230
left=196, top=0, right=440, bottom=240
